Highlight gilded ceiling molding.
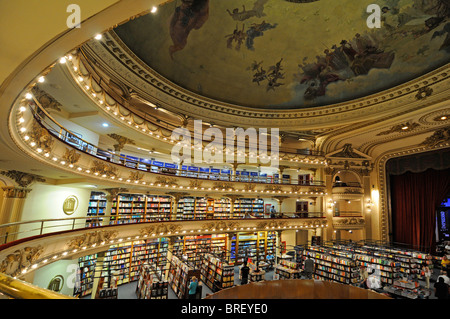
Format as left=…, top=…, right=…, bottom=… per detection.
left=376, top=121, right=421, bottom=136
left=201, top=221, right=241, bottom=231
left=0, top=170, right=45, bottom=188
left=29, top=120, right=54, bottom=154
left=415, top=86, right=433, bottom=100
left=0, top=246, right=43, bottom=277
left=66, top=231, right=118, bottom=250
left=154, top=176, right=178, bottom=187
left=1, top=187, right=31, bottom=199
left=128, top=171, right=144, bottom=182
left=212, top=181, right=235, bottom=191
left=81, top=31, right=450, bottom=129
left=419, top=127, right=450, bottom=148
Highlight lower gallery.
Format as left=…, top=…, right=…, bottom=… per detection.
left=0, top=0, right=449, bottom=311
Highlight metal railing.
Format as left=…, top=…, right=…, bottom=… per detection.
left=333, top=211, right=363, bottom=217
left=0, top=213, right=325, bottom=245
left=27, top=101, right=326, bottom=187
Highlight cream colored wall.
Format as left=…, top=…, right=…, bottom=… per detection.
left=32, top=258, right=79, bottom=297
left=53, top=113, right=100, bottom=146
left=19, top=183, right=91, bottom=238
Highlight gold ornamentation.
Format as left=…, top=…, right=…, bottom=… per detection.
left=333, top=217, right=365, bottom=228
left=90, top=160, right=118, bottom=177
left=420, top=128, right=450, bottom=148
left=155, top=176, right=178, bottom=187
left=62, top=148, right=81, bottom=165
left=376, top=121, right=420, bottom=136
left=213, top=181, right=234, bottom=191
left=244, top=183, right=256, bottom=192
left=257, top=220, right=289, bottom=229
left=0, top=246, right=43, bottom=277
left=201, top=221, right=241, bottom=231
left=29, top=121, right=54, bottom=153
left=415, top=86, right=433, bottom=100
left=62, top=195, right=79, bottom=215
left=264, top=185, right=283, bottom=192
left=66, top=230, right=118, bottom=250
left=31, top=86, right=62, bottom=112
left=129, top=171, right=143, bottom=181
left=107, top=133, right=135, bottom=152
left=189, top=180, right=203, bottom=188
left=0, top=170, right=45, bottom=188
left=1, top=187, right=30, bottom=199
left=139, top=224, right=182, bottom=236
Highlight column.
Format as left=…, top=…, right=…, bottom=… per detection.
left=103, top=194, right=114, bottom=225
left=363, top=175, right=372, bottom=240
left=324, top=169, right=334, bottom=240
left=165, top=237, right=175, bottom=281
left=0, top=187, right=31, bottom=243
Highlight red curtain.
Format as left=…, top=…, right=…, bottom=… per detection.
left=390, top=168, right=450, bottom=253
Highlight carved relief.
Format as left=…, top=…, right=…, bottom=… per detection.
left=0, top=170, right=45, bottom=188
left=257, top=220, right=289, bottom=229
left=189, top=180, right=203, bottom=189
left=31, top=86, right=62, bottom=112
left=333, top=217, right=365, bottom=228
left=66, top=230, right=118, bottom=250
left=155, top=176, right=178, bottom=187
left=264, top=185, right=283, bottom=192
left=62, top=148, right=81, bottom=165
left=376, top=121, right=420, bottom=136
left=201, top=221, right=241, bottom=231
left=90, top=160, right=118, bottom=177
left=1, top=187, right=31, bottom=199
left=415, top=86, right=433, bottom=100
left=139, top=224, right=182, bottom=236
left=129, top=171, right=144, bottom=182
left=244, top=183, right=256, bottom=192
left=420, top=127, right=450, bottom=147
left=107, top=133, right=135, bottom=152
left=213, top=181, right=234, bottom=191
left=29, top=121, right=54, bottom=153
left=0, top=246, right=43, bottom=277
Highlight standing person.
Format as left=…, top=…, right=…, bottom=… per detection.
left=437, top=269, right=450, bottom=285
left=241, top=261, right=250, bottom=285
left=359, top=265, right=369, bottom=288
left=421, top=263, right=432, bottom=289
left=434, top=277, right=449, bottom=300
left=188, top=276, right=198, bottom=299
left=441, top=255, right=450, bottom=276
left=304, top=256, right=315, bottom=279
left=270, top=205, right=276, bottom=218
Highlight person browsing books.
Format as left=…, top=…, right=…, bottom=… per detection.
left=188, top=276, right=198, bottom=299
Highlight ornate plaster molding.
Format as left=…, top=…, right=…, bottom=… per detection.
left=0, top=170, right=45, bottom=188
left=0, top=246, right=43, bottom=277
left=66, top=230, right=118, bottom=250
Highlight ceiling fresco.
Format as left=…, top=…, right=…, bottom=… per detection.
left=114, top=0, right=450, bottom=109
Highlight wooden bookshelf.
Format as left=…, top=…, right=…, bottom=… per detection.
left=305, top=247, right=360, bottom=285
left=200, top=253, right=234, bottom=291
left=168, top=255, right=200, bottom=299
left=230, top=231, right=275, bottom=265
left=233, top=198, right=265, bottom=218
left=275, top=260, right=301, bottom=279
left=74, top=254, right=97, bottom=297
left=111, top=194, right=172, bottom=223
left=86, top=191, right=106, bottom=227
left=213, top=199, right=231, bottom=219
left=136, top=264, right=168, bottom=299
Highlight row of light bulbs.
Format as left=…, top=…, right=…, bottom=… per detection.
left=18, top=222, right=328, bottom=277
left=63, top=50, right=326, bottom=165
left=17, top=101, right=327, bottom=197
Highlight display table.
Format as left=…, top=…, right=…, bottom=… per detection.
left=249, top=269, right=265, bottom=282
left=383, top=279, right=430, bottom=299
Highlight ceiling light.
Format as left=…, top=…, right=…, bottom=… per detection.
left=401, top=126, right=409, bottom=130
left=19, top=106, right=26, bottom=112
left=441, top=116, right=447, bottom=120
left=25, top=93, right=33, bottom=100
left=59, top=57, right=67, bottom=64
left=38, top=76, right=45, bottom=83
left=151, top=6, right=158, bottom=13
left=102, top=123, right=109, bottom=127
left=94, top=34, right=102, bottom=40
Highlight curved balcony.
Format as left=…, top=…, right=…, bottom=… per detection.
left=0, top=217, right=328, bottom=281
left=10, top=99, right=327, bottom=197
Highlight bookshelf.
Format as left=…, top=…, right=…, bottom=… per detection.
left=230, top=231, right=275, bottom=265
left=275, top=260, right=301, bottom=279
left=136, top=264, right=169, bottom=299
left=176, top=197, right=195, bottom=220
left=74, top=254, right=97, bottom=297
left=233, top=198, right=265, bottom=218
left=305, top=246, right=360, bottom=285
left=74, top=238, right=168, bottom=297
left=86, top=191, right=107, bottom=227
left=168, top=255, right=200, bottom=299
left=200, top=253, right=234, bottom=291
left=172, top=234, right=228, bottom=268
left=213, top=199, right=231, bottom=219
left=111, top=194, right=172, bottom=223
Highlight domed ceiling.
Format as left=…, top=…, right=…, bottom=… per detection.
left=113, top=0, right=450, bottom=110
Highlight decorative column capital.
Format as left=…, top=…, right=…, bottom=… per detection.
left=0, top=170, right=45, bottom=188
left=1, top=187, right=31, bottom=199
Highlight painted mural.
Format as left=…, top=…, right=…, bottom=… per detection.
left=114, top=0, right=450, bottom=109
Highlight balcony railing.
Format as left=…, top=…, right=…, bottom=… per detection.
left=0, top=213, right=325, bottom=245
left=332, top=182, right=362, bottom=188
left=333, top=211, right=363, bottom=217
left=28, top=102, right=325, bottom=187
